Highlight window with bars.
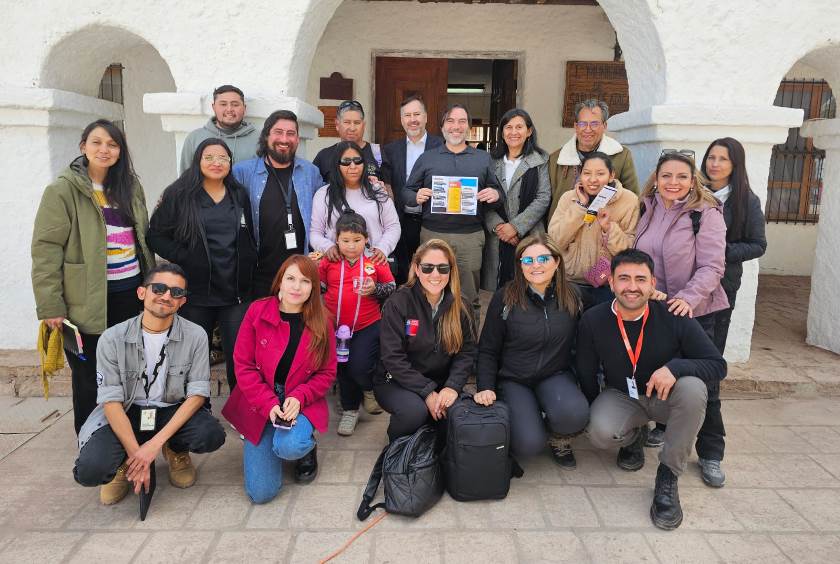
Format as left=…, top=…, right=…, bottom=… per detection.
left=98, top=63, right=125, bottom=131
left=766, top=79, right=836, bottom=224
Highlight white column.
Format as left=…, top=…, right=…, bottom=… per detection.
left=800, top=118, right=840, bottom=355
left=609, top=104, right=804, bottom=362
left=143, top=92, right=324, bottom=162
left=0, top=87, right=123, bottom=349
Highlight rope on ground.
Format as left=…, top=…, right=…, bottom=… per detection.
left=319, top=511, right=388, bottom=563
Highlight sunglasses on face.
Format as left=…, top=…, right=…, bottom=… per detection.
left=661, top=148, right=696, bottom=160
left=339, top=156, right=364, bottom=166
left=520, top=254, right=554, bottom=266
left=419, top=263, right=451, bottom=274
left=146, top=282, right=188, bottom=299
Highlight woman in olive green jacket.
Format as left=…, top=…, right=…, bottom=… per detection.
left=32, top=119, right=155, bottom=435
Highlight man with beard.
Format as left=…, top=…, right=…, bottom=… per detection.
left=180, top=85, right=259, bottom=173
left=73, top=263, right=225, bottom=505
left=576, top=249, right=725, bottom=530
left=404, top=104, right=503, bottom=327
left=233, top=110, right=322, bottom=297
left=312, top=100, right=387, bottom=185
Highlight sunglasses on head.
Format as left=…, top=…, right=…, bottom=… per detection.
left=418, top=263, right=451, bottom=274
left=339, top=156, right=364, bottom=166
left=338, top=100, right=364, bottom=112
left=146, top=282, right=188, bottom=299
left=660, top=148, right=696, bottom=160
left=520, top=254, right=553, bottom=266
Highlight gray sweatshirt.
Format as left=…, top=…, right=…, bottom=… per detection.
left=179, top=118, right=259, bottom=173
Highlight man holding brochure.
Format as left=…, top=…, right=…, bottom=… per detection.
left=404, top=104, right=504, bottom=326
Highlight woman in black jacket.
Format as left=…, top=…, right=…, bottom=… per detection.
left=474, top=233, right=588, bottom=468
left=148, top=138, right=258, bottom=391
left=374, top=238, right=477, bottom=441
left=693, top=137, right=767, bottom=488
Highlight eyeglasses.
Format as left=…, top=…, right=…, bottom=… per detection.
left=660, top=149, right=696, bottom=160
left=575, top=120, right=603, bottom=130
left=339, top=156, right=364, bottom=166
left=202, top=155, right=232, bottom=164
left=146, top=282, right=188, bottom=299
left=338, top=100, right=364, bottom=112
left=520, top=254, right=554, bottom=266
left=418, top=263, right=451, bottom=274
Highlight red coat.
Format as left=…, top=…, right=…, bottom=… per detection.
left=222, top=297, right=336, bottom=445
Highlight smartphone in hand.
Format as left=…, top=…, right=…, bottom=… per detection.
left=272, top=419, right=293, bottom=430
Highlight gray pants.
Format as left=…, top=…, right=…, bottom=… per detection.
left=587, top=376, right=708, bottom=475
left=420, top=227, right=484, bottom=329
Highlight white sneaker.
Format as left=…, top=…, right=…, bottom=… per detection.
left=337, top=410, right=359, bottom=436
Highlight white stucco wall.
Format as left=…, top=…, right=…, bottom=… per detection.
left=305, top=0, right=615, bottom=156
left=760, top=223, right=818, bottom=276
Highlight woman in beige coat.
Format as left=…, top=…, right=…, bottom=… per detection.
left=548, top=152, right=639, bottom=309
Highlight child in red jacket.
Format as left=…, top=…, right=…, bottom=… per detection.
left=319, top=212, right=395, bottom=436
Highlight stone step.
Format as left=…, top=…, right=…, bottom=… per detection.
left=3, top=348, right=838, bottom=399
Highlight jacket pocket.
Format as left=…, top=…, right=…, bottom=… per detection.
left=63, top=262, right=87, bottom=306
left=164, top=363, right=191, bottom=403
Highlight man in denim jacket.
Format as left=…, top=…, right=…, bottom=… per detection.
left=73, top=263, right=225, bottom=505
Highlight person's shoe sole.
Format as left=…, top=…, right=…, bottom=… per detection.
left=617, top=458, right=645, bottom=472
left=645, top=430, right=665, bottom=448
left=650, top=504, right=683, bottom=530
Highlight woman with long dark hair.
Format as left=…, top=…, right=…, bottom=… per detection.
left=32, top=119, right=155, bottom=435
left=482, top=109, right=551, bottom=290
left=223, top=255, right=336, bottom=502
left=148, top=138, right=258, bottom=391
left=310, top=140, right=400, bottom=266
left=475, top=233, right=588, bottom=468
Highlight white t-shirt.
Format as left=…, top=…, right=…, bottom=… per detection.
left=135, top=330, right=174, bottom=407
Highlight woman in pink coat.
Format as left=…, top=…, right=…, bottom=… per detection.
left=223, top=255, right=336, bottom=503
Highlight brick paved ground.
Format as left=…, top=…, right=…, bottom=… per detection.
left=1, top=393, right=840, bottom=563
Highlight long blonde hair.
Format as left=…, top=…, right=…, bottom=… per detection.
left=504, top=233, right=580, bottom=316
left=406, top=239, right=470, bottom=355
left=641, top=153, right=718, bottom=210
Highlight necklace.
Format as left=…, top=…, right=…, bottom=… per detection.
left=141, top=323, right=168, bottom=334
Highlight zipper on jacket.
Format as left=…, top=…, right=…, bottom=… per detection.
left=533, top=305, right=548, bottom=379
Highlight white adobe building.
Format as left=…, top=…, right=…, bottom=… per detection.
left=2, top=0, right=839, bottom=362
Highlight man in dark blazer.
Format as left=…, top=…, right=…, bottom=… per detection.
left=382, top=95, right=444, bottom=284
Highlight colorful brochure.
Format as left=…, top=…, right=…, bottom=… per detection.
left=431, top=176, right=479, bottom=215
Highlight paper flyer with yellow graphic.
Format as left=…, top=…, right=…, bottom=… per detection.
left=431, top=175, right=478, bottom=215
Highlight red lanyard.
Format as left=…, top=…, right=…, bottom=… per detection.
left=614, top=304, right=649, bottom=377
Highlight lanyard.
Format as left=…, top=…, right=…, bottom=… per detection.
left=614, top=304, right=649, bottom=377
left=336, top=258, right=364, bottom=336
left=140, top=325, right=173, bottom=399
left=266, top=159, right=295, bottom=227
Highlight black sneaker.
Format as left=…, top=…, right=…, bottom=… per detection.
left=617, top=426, right=647, bottom=471
left=645, top=426, right=665, bottom=448
left=294, top=444, right=318, bottom=484
left=549, top=436, right=576, bottom=470
left=650, top=463, right=683, bottom=530
left=698, top=458, right=726, bottom=488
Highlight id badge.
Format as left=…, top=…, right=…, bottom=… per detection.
left=626, top=377, right=640, bottom=400
left=140, top=408, right=157, bottom=431
left=284, top=229, right=297, bottom=249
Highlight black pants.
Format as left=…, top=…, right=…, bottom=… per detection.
left=395, top=213, right=423, bottom=285
left=652, top=312, right=727, bottom=460
left=374, top=378, right=447, bottom=442
left=497, top=371, right=590, bottom=458
left=337, top=321, right=380, bottom=410
left=179, top=301, right=249, bottom=390
left=66, top=289, right=142, bottom=435
left=73, top=403, right=226, bottom=487
left=574, top=283, right=615, bottom=312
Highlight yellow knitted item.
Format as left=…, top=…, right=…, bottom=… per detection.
left=37, top=321, right=64, bottom=399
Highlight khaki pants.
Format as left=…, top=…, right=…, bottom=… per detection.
left=586, top=376, right=708, bottom=475
left=420, top=227, right=484, bottom=329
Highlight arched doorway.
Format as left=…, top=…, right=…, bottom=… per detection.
left=40, top=24, right=177, bottom=204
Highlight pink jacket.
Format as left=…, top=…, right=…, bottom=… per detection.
left=634, top=194, right=729, bottom=318
left=222, top=297, right=337, bottom=445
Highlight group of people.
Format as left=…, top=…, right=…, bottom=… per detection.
left=31, top=83, right=768, bottom=530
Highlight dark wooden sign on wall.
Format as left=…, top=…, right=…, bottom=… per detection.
left=562, top=61, right=629, bottom=128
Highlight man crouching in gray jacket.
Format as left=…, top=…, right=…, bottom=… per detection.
left=74, top=263, right=225, bottom=505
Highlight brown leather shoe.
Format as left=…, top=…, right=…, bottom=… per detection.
left=100, top=463, right=130, bottom=505
left=163, top=443, right=196, bottom=488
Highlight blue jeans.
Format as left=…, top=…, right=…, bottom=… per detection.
left=243, top=415, right=315, bottom=504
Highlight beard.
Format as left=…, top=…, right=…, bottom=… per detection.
left=267, top=145, right=296, bottom=165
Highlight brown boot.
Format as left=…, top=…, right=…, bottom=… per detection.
left=163, top=443, right=196, bottom=488
left=100, top=463, right=129, bottom=505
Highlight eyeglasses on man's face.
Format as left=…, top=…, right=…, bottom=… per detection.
left=575, top=120, right=603, bottom=130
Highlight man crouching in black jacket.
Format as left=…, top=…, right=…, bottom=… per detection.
left=577, top=249, right=726, bottom=530
left=373, top=239, right=477, bottom=442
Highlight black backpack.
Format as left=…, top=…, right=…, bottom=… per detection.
left=443, top=396, right=523, bottom=501
left=357, top=424, right=444, bottom=520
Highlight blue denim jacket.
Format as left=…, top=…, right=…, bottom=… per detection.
left=232, top=156, right=322, bottom=251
